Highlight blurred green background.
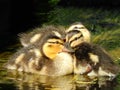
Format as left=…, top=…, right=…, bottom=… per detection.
left=0, top=0, right=120, bottom=90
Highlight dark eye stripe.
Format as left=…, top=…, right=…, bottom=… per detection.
left=48, top=36, right=60, bottom=39
left=74, top=27, right=85, bottom=29
left=67, top=30, right=80, bottom=34
left=67, top=30, right=80, bottom=39
left=48, top=41, right=63, bottom=45
left=70, top=34, right=83, bottom=44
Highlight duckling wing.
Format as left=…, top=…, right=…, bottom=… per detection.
left=5, top=46, right=44, bottom=72
left=91, top=44, right=120, bottom=76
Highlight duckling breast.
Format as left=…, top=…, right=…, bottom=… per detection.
left=53, top=52, right=74, bottom=76
left=42, top=52, right=74, bottom=76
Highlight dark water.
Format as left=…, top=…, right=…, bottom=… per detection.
left=0, top=52, right=120, bottom=90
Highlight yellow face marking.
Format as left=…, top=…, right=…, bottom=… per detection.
left=66, top=23, right=91, bottom=44
left=69, top=33, right=82, bottom=43
left=43, top=39, right=64, bottom=59
left=67, top=33, right=84, bottom=48
left=30, top=34, right=41, bottom=43
left=65, top=35, right=69, bottom=42
left=70, top=38, right=83, bottom=48
left=47, top=39, right=64, bottom=44
left=79, top=28, right=91, bottom=43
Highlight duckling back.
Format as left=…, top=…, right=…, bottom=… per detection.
left=74, top=42, right=120, bottom=77
left=19, top=25, right=65, bottom=47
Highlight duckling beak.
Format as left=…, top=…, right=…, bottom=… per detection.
left=62, top=42, right=75, bottom=53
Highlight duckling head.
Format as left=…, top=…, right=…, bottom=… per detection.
left=65, top=22, right=91, bottom=49
left=66, top=22, right=91, bottom=45
left=65, top=23, right=93, bottom=75
left=42, top=37, right=64, bottom=59
left=41, top=31, right=74, bottom=60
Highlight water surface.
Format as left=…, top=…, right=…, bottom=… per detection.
left=0, top=51, right=120, bottom=90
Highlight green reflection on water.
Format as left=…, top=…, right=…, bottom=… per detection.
left=0, top=51, right=120, bottom=90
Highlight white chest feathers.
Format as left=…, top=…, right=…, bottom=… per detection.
left=52, top=52, right=74, bottom=75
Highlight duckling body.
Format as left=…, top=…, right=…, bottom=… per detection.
left=65, top=22, right=120, bottom=77
left=74, top=42, right=120, bottom=77
left=5, top=26, right=74, bottom=76
left=5, top=47, right=73, bottom=76
left=65, top=22, right=92, bottom=74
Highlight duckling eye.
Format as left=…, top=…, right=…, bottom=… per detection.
left=74, top=26, right=85, bottom=29
left=74, top=27, right=78, bottom=29
left=55, top=41, right=59, bottom=44
left=74, top=37, right=79, bottom=40
left=48, top=45, right=52, bottom=47
left=48, top=41, right=63, bottom=45
left=63, top=39, right=66, bottom=42
left=55, top=41, right=63, bottom=45
left=78, top=27, right=85, bottom=29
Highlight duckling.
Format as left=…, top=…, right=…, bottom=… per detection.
left=5, top=26, right=74, bottom=76
left=74, top=42, right=120, bottom=78
left=19, top=25, right=65, bottom=47
left=65, top=22, right=92, bottom=74
left=66, top=22, right=91, bottom=44
left=65, top=22, right=120, bottom=78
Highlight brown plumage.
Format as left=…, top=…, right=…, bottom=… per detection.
left=74, top=42, right=120, bottom=77
left=19, top=25, right=65, bottom=47
left=65, top=22, right=92, bottom=74
left=5, top=25, right=74, bottom=76
left=65, top=22, right=120, bottom=78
